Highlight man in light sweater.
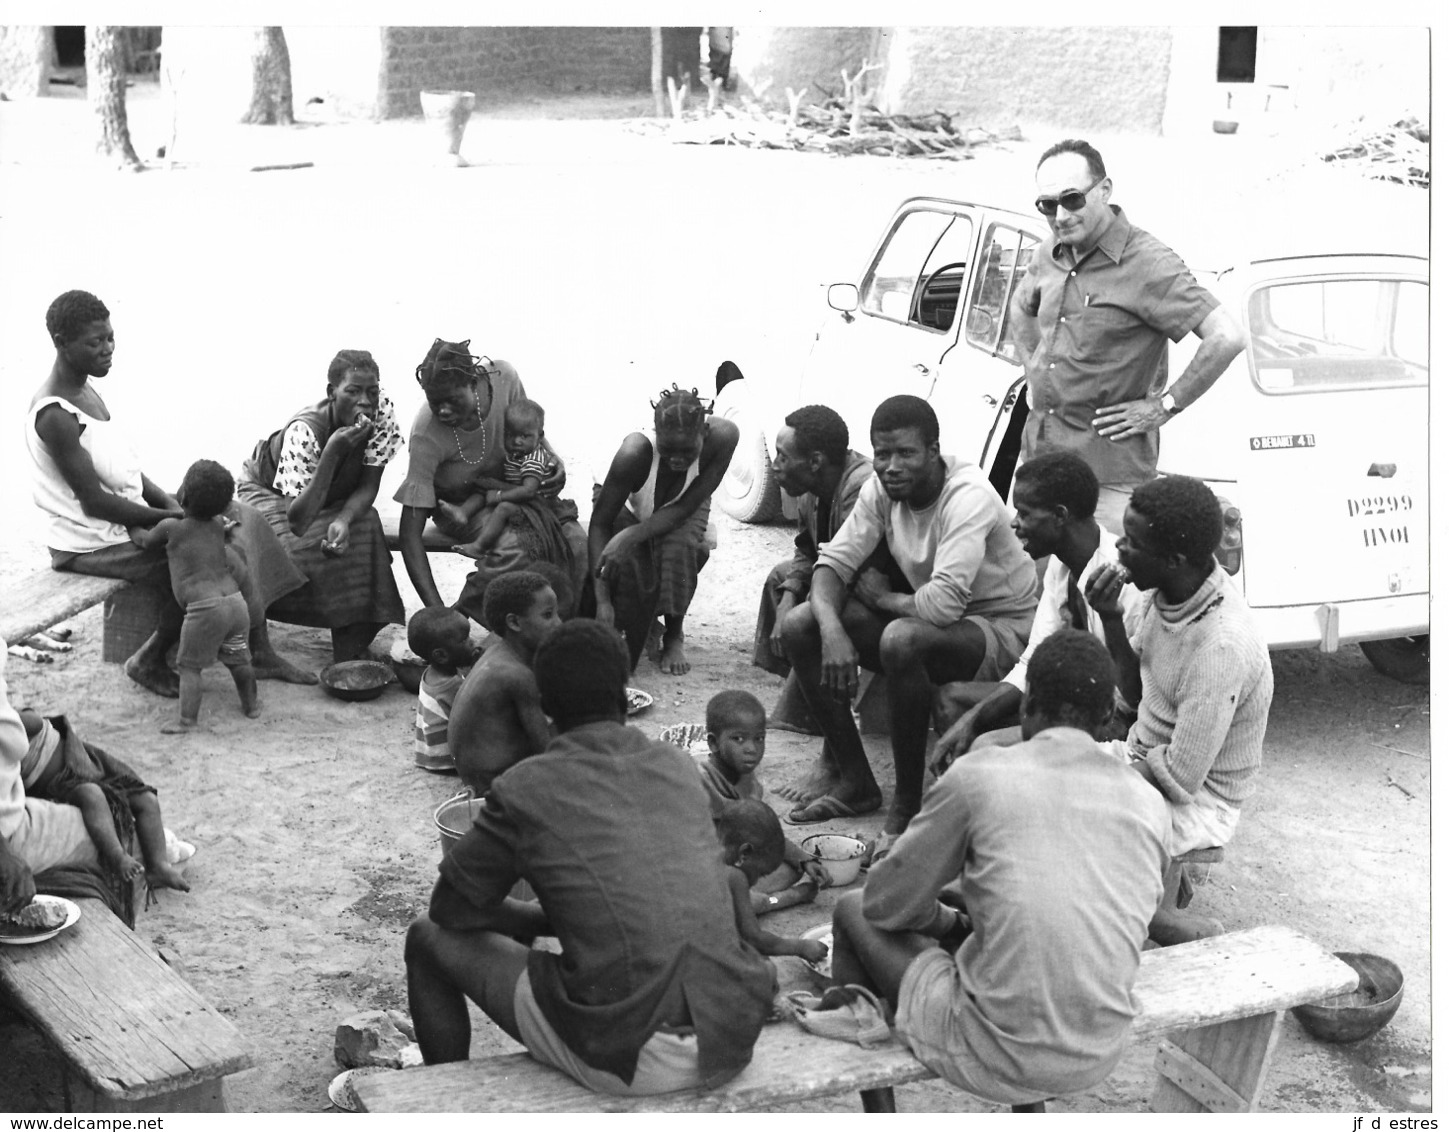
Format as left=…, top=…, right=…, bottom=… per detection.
left=778, top=395, right=1038, bottom=851
left=1085, top=474, right=1273, bottom=945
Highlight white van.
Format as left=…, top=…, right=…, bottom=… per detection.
left=712, top=186, right=1429, bottom=684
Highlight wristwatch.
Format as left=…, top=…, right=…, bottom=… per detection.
left=1161, top=391, right=1181, bottom=417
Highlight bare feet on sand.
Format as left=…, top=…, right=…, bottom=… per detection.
left=245, top=705, right=262, bottom=719
left=774, top=750, right=841, bottom=804
left=124, top=655, right=179, bottom=698
left=658, top=633, right=691, bottom=675
left=161, top=717, right=199, bottom=734
left=147, top=862, right=192, bottom=893
left=252, top=651, right=318, bottom=685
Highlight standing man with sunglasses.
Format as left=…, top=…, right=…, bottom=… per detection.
left=1012, top=139, right=1246, bottom=533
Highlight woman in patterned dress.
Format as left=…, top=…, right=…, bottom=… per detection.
left=237, top=349, right=407, bottom=662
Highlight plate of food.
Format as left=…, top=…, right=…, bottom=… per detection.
left=626, top=687, right=654, bottom=716
left=0, top=895, right=81, bottom=946
left=798, top=922, right=833, bottom=983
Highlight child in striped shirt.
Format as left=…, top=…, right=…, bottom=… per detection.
left=409, top=607, right=479, bottom=772
left=452, top=398, right=561, bottom=560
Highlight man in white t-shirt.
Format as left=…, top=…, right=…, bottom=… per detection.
left=931, top=451, right=1146, bottom=770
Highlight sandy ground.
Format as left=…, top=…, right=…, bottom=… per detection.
left=0, top=90, right=1432, bottom=1114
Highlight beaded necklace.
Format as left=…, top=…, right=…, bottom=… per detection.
left=450, top=409, right=485, bottom=465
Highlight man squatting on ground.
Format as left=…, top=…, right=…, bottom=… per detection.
left=751, top=403, right=874, bottom=744
left=779, top=395, right=1038, bottom=847
left=932, top=451, right=1147, bottom=761
left=1014, top=138, right=1246, bottom=533
left=1085, top=474, right=1273, bottom=946
left=831, top=630, right=1170, bottom=1109
left=404, top=619, right=775, bottom=1096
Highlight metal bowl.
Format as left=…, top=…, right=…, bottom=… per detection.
left=319, top=660, right=395, bottom=702
left=1292, top=952, right=1405, bottom=1043
left=801, top=834, right=868, bottom=887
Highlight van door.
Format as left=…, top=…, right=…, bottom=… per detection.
left=931, top=218, right=1043, bottom=485
left=798, top=201, right=978, bottom=451
left=1231, top=257, right=1428, bottom=608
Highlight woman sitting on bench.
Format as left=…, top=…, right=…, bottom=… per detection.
left=237, top=349, right=407, bottom=663
left=26, top=290, right=314, bottom=698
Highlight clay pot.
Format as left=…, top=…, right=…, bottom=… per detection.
left=419, top=89, right=476, bottom=166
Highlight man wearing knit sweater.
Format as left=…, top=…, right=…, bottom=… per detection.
left=779, top=395, right=1038, bottom=842
left=1085, top=475, right=1273, bottom=945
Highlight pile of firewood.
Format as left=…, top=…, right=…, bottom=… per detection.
left=632, top=61, right=1018, bottom=159
left=1319, top=116, right=1428, bottom=188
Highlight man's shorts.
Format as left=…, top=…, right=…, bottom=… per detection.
left=512, top=970, right=703, bottom=1096
left=895, top=948, right=1050, bottom=1107
left=1100, top=740, right=1240, bottom=856
left=963, top=609, right=1034, bottom=683
left=176, top=592, right=252, bottom=673
left=5, top=798, right=100, bottom=874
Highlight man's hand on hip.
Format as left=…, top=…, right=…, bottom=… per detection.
left=1093, top=396, right=1170, bottom=440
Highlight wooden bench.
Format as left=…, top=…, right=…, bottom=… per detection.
left=354, top=924, right=1357, bottom=1114
left=1, top=570, right=130, bottom=651
left=0, top=897, right=252, bottom=1112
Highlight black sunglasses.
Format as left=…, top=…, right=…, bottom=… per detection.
left=1034, top=176, right=1104, bottom=217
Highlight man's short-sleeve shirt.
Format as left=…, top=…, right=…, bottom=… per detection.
left=1018, top=206, right=1218, bottom=485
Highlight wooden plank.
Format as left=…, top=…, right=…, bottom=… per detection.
left=357, top=925, right=1357, bottom=1115
left=1153, top=1038, right=1249, bottom=1112
left=1151, top=1012, right=1281, bottom=1113
left=1130, top=925, right=1357, bottom=1040
left=0, top=573, right=128, bottom=645
left=355, top=1023, right=935, bottom=1113
left=0, top=898, right=252, bottom=1102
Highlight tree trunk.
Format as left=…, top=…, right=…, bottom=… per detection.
left=85, top=26, right=143, bottom=170
left=241, top=26, right=294, bottom=125
left=650, top=28, right=665, bottom=118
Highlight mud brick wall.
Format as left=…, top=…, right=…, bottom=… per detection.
left=0, top=25, right=53, bottom=99
left=878, top=26, right=1173, bottom=133
left=379, top=26, right=652, bottom=118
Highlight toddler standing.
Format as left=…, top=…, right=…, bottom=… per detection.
left=132, top=459, right=257, bottom=733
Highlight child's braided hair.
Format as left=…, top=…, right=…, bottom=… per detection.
left=415, top=337, right=495, bottom=396
left=651, top=384, right=710, bottom=432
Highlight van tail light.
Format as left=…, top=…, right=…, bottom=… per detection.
left=1215, top=497, right=1243, bottom=576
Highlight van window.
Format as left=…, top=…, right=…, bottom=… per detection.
left=860, top=209, right=974, bottom=331
left=1247, top=277, right=1428, bottom=393
left=964, top=225, right=1041, bottom=364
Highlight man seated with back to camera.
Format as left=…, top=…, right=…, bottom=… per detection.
left=830, top=630, right=1170, bottom=1111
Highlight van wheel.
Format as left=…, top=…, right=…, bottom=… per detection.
left=712, top=381, right=782, bottom=523
left=1359, top=635, right=1430, bottom=685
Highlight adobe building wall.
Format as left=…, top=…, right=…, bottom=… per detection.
left=0, top=25, right=53, bottom=99
left=731, top=26, right=884, bottom=107
left=376, top=26, right=651, bottom=118
left=877, top=26, right=1172, bottom=133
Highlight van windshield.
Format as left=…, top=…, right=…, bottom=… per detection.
left=1247, top=276, right=1427, bottom=394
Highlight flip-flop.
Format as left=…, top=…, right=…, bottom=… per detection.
left=785, top=794, right=882, bottom=826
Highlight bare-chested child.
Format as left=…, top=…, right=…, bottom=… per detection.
left=447, top=571, right=562, bottom=796
left=408, top=607, right=481, bottom=773
left=132, top=459, right=258, bottom=733
left=697, top=690, right=830, bottom=916
left=448, top=399, right=562, bottom=560
left=717, top=799, right=829, bottom=963
left=16, top=707, right=189, bottom=893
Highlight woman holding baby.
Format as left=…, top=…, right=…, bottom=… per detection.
left=237, top=348, right=407, bottom=663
